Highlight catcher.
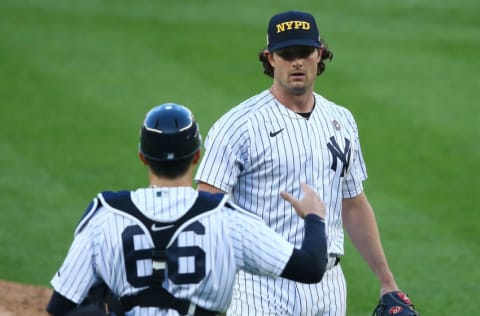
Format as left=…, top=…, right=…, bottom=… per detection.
left=372, top=290, right=420, bottom=315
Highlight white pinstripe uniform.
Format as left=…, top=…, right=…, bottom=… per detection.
left=195, top=89, right=368, bottom=315
left=50, top=187, right=296, bottom=315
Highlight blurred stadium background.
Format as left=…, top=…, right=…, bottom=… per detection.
left=1, top=0, right=478, bottom=314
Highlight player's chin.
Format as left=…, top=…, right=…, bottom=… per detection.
left=288, top=84, right=308, bottom=95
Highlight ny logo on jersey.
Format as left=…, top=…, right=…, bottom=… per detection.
left=327, top=136, right=352, bottom=177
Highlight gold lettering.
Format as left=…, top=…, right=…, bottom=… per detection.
left=284, top=21, right=294, bottom=29
left=276, top=21, right=311, bottom=33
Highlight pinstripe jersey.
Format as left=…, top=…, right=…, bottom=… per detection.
left=194, top=89, right=368, bottom=315
left=50, top=187, right=295, bottom=315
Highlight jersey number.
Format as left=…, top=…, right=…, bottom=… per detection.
left=122, top=222, right=206, bottom=287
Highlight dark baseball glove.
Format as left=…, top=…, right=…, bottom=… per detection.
left=371, top=291, right=419, bottom=316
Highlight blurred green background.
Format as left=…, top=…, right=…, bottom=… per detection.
left=1, top=0, right=478, bottom=314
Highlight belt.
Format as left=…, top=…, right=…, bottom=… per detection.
left=326, top=255, right=341, bottom=270
left=120, top=286, right=219, bottom=316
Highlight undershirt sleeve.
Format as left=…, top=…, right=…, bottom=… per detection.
left=280, top=214, right=327, bottom=283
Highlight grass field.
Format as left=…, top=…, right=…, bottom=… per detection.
left=1, top=0, right=479, bottom=314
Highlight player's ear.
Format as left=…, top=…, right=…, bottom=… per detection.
left=192, top=149, right=201, bottom=165
left=266, top=50, right=275, bottom=66
left=317, top=47, right=324, bottom=62
left=139, top=152, right=149, bottom=166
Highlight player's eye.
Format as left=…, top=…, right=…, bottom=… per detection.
left=276, top=46, right=316, bottom=61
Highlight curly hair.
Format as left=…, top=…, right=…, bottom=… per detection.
left=259, top=39, right=333, bottom=78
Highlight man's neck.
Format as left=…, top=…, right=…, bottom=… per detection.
left=148, top=172, right=193, bottom=188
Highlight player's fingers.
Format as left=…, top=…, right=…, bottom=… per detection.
left=299, top=182, right=312, bottom=195
left=280, top=191, right=296, bottom=204
left=300, top=182, right=324, bottom=203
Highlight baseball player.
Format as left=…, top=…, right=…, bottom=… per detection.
left=195, top=10, right=403, bottom=315
left=46, top=103, right=330, bottom=316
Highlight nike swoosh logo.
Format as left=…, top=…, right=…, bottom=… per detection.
left=151, top=223, right=175, bottom=232
left=269, top=128, right=284, bottom=137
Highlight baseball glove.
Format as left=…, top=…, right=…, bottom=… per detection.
left=371, top=291, right=419, bottom=316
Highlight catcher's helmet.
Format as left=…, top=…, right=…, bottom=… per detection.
left=140, top=103, right=201, bottom=161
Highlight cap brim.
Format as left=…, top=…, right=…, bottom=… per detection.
left=269, top=39, right=321, bottom=52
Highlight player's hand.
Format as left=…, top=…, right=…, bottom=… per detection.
left=280, top=182, right=326, bottom=219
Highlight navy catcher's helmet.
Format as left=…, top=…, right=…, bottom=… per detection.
left=140, top=103, right=201, bottom=161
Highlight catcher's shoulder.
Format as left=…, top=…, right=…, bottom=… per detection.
left=74, top=190, right=131, bottom=235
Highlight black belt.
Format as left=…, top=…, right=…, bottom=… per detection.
left=334, top=256, right=341, bottom=266
left=326, top=255, right=341, bottom=270
left=118, top=287, right=219, bottom=316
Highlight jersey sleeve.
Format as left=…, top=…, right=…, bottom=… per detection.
left=50, top=221, right=99, bottom=304
left=227, top=206, right=294, bottom=277
left=195, top=113, right=250, bottom=193
left=342, top=110, right=368, bottom=198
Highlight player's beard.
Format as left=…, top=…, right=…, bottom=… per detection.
left=277, top=77, right=309, bottom=96
left=287, top=73, right=315, bottom=96
left=288, top=85, right=308, bottom=95
left=274, top=69, right=315, bottom=96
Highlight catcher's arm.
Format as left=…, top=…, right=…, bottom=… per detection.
left=279, top=182, right=327, bottom=283
left=46, top=291, right=77, bottom=316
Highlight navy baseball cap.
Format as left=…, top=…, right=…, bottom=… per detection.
left=267, top=11, right=321, bottom=52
